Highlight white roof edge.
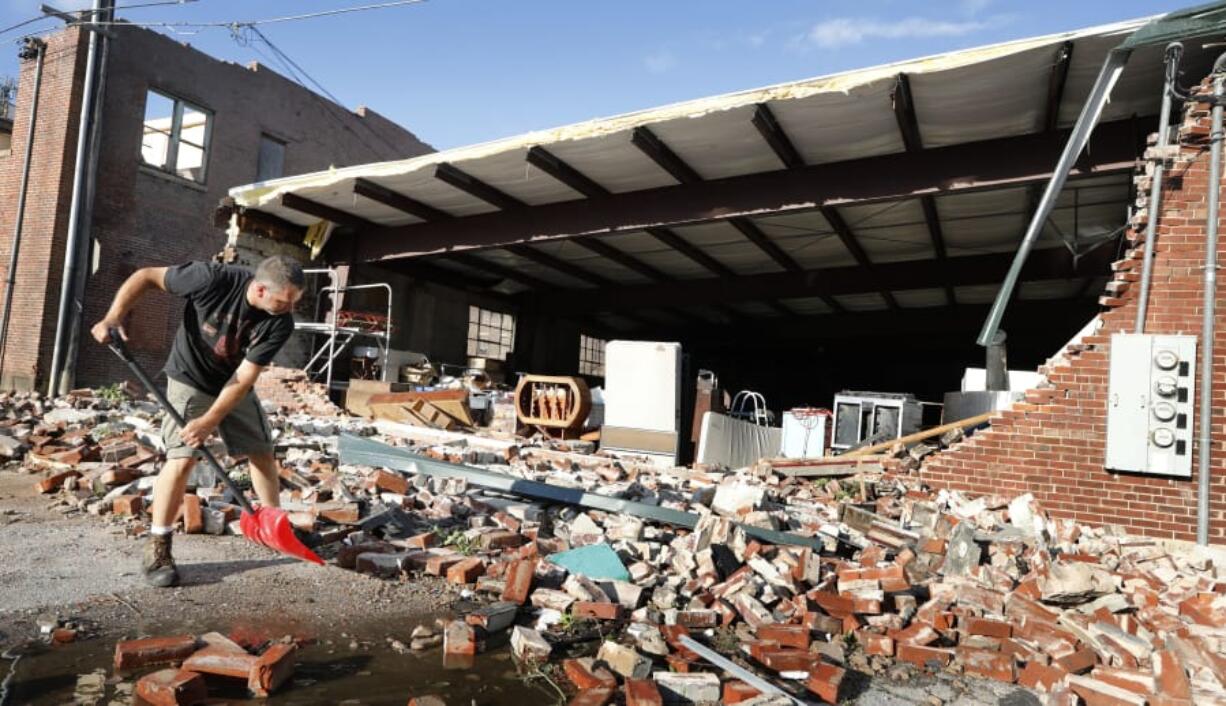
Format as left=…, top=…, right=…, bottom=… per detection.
left=230, top=14, right=1155, bottom=210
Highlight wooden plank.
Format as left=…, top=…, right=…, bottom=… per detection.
left=772, top=463, right=884, bottom=478
left=841, top=412, right=994, bottom=458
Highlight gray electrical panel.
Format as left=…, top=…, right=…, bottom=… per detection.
left=1105, top=333, right=1196, bottom=477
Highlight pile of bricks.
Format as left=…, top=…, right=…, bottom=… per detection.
left=115, top=630, right=299, bottom=704
left=20, top=384, right=1226, bottom=705
left=253, top=365, right=343, bottom=417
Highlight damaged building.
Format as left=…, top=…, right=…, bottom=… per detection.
left=218, top=13, right=1221, bottom=543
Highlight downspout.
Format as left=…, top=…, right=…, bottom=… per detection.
left=1135, top=43, right=1184, bottom=333
left=47, top=0, right=107, bottom=396
left=59, top=4, right=112, bottom=391
left=1197, top=52, right=1226, bottom=546
left=0, top=38, right=47, bottom=384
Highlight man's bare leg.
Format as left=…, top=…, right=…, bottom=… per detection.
left=245, top=452, right=281, bottom=508
left=152, top=456, right=197, bottom=527
left=144, top=456, right=196, bottom=588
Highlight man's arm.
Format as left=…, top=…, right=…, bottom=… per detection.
left=90, top=267, right=169, bottom=343
left=178, top=359, right=264, bottom=448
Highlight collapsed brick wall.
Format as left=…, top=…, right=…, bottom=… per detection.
left=921, top=78, right=1226, bottom=543
left=253, top=365, right=342, bottom=417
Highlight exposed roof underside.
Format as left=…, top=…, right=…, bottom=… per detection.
left=228, top=14, right=1217, bottom=332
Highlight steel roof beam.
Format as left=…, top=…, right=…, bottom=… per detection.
left=353, top=178, right=452, bottom=222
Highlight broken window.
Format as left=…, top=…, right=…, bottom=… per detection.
left=579, top=334, right=606, bottom=377
left=256, top=133, right=286, bottom=181
left=140, top=89, right=212, bottom=183
left=467, top=305, right=515, bottom=360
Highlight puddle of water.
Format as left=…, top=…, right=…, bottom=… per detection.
left=2, top=618, right=562, bottom=705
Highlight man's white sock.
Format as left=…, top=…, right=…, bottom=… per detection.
left=150, top=525, right=174, bottom=536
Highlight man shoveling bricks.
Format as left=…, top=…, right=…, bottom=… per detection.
left=91, top=256, right=304, bottom=587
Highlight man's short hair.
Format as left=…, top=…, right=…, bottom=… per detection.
left=253, top=255, right=305, bottom=292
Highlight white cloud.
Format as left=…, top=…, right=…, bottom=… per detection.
left=643, top=49, right=677, bottom=74
left=803, top=16, right=992, bottom=49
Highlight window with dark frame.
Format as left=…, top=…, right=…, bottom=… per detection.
left=140, top=89, right=212, bottom=183
left=256, top=133, right=286, bottom=181
left=467, top=305, right=515, bottom=360
left=579, top=334, right=606, bottom=377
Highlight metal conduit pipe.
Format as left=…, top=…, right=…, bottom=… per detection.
left=0, top=38, right=46, bottom=383
left=47, top=0, right=107, bottom=396
left=1136, top=43, right=1184, bottom=333
left=1198, top=52, right=1226, bottom=546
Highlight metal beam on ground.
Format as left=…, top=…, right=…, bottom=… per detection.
left=338, top=432, right=835, bottom=550
left=526, top=146, right=610, bottom=198
left=752, top=103, right=803, bottom=169
left=348, top=118, right=1149, bottom=262
left=280, top=192, right=376, bottom=230
left=821, top=205, right=900, bottom=311
left=353, top=178, right=452, bottom=222
left=434, top=162, right=526, bottom=210
left=631, top=126, right=702, bottom=184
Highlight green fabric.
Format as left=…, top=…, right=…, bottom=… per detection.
left=1120, top=1, right=1226, bottom=50
left=547, top=543, right=630, bottom=582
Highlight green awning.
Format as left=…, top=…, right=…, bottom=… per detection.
left=1120, top=1, right=1226, bottom=50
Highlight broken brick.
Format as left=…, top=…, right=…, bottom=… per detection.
left=757, top=623, right=811, bottom=650
left=563, top=658, right=617, bottom=690
left=181, top=645, right=257, bottom=678
left=501, top=559, right=537, bottom=605
left=624, top=678, right=663, bottom=706
left=248, top=643, right=296, bottom=697
left=446, top=557, right=486, bottom=584
left=134, top=668, right=208, bottom=706
left=181, top=494, right=203, bottom=534
left=114, top=635, right=198, bottom=671
left=806, top=662, right=846, bottom=703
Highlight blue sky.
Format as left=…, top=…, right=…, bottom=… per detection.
left=0, top=0, right=1197, bottom=149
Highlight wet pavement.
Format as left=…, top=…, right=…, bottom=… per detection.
left=1, top=617, right=559, bottom=705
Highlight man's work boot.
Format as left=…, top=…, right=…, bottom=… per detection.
left=143, top=533, right=180, bottom=588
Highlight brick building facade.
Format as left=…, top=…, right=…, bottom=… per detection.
left=920, top=77, right=1226, bottom=543
left=0, top=24, right=431, bottom=392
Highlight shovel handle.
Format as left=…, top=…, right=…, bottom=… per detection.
left=106, top=329, right=255, bottom=514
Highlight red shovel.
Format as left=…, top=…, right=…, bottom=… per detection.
left=107, top=331, right=324, bottom=565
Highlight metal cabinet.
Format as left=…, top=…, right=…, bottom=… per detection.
left=1105, top=333, right=1196, bottom=477
left=831, top=391, right=922, bottom=451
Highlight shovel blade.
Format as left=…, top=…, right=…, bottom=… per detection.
left=238, top=506, right=325, bottom=565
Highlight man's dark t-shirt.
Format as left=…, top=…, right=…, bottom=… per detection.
left=163, top=262, right=295, bottom=395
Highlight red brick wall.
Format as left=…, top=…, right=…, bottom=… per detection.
left=0, top=25, right=434, bottom=392
left=920, top=79, right=1226, bottom=543
left=0, top=31, right=88, bottom=391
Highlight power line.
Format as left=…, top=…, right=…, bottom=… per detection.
left=245, top=25, right=407, bottom=158
left=54, top=0, right=427, bottom=30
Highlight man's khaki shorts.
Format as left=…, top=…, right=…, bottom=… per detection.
left=162, top=377, right=274, bottom=460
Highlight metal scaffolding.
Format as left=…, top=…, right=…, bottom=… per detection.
left=296, top=267, right=393, bottom=390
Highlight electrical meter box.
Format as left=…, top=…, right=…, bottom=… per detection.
left=1105, top=333, right=1196, bottom=477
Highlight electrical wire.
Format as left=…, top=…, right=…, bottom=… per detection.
left=49, top=0, right=426, bottom=30
left=238, top=25, right=404, bottom=159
